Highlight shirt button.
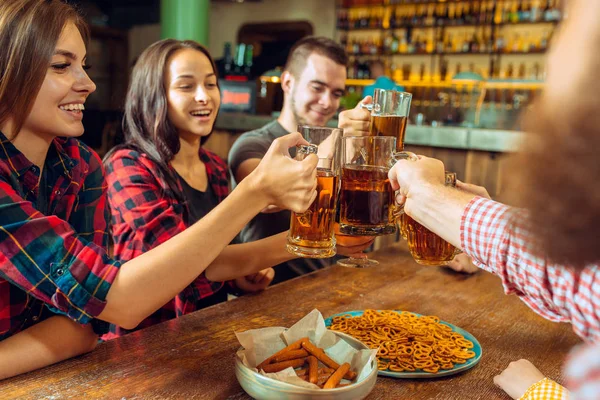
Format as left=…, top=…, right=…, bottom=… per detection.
left=56, top=268, right=64, bottom=276
left=31, top=166, right=38, bottom=173
left=32, top=315, right=39, bottom=322
left=54, top=190, right=61, bottom=195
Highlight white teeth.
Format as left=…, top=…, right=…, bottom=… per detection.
left=191, top=110, right=210, bottom=116
left=59, top=104, right=84, bottom=111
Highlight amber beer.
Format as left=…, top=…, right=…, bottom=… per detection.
left=339, top=165, right=396, bottom=235
left=403, top=214, right=457, bottom=266
left=402, top=172, right=458, bottom=266
left=287, top=169, right=338, bottom=258
left=369, top=115, right=408, bottom=152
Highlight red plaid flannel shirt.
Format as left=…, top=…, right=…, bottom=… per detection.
left=0, top=132, right=120, bottom=339
left=103, top=147, right=230, bottom=339
left=462, top=197, right=600, bottom=400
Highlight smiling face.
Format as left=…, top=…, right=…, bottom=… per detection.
left=20, top=22, right=96, bottom=140
left=288, top=53, right=346, bottom=127
left=164, top=48, right=220, bottom=142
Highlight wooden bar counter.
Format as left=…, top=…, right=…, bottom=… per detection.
left=1, top=243, right=580, bottom=399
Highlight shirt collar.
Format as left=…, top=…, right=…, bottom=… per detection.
left=0, top=130, right=79, bottom=179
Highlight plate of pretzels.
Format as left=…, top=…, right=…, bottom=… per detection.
left=325, top=309, right=482, bottom=378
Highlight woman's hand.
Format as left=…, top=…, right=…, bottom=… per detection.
left=494, top=359, right=546, bottom=399
left=249, top=132, right=318, bottom=213
left=334, top=223, right=374, bottom=257
left=338, top=96, right=372, bottom=136
left=234, top=268, right=275, bottom=293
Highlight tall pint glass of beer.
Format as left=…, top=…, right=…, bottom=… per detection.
left=363, top=89, right=412, bottom=152
left=402, top=172, right=460, bottom=266
left=286, top=126, right=342, bottom=258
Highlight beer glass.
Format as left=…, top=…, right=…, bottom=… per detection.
left=402, top=172, right=461, bottom=266
left=337, top=136, right=415, bottom=268
left=286, top=126, right=342, bottom=258
left=362, top=89, right=412, bottom=152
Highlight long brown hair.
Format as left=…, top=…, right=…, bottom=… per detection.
left=509, top=0, right=600, bottom=267
left=104, top=39, right=219, bottom=203
left=0, top=0, right=89, bottom=138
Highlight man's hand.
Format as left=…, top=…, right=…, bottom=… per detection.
left=234, top=268, right=275, bottom=293
left=338, top=96, right=372, bottom=136
left=249, top=132, right=318, bottom=214
left=445, top=253, right=479, bottom=274
left=494, top=359, right=546, bottom=399
left=456, top=180, right=491, bottom=199
left=388, top=156, right=445, bottom=212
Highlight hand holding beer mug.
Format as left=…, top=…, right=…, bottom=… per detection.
left=336, top=136, right=416, bottom=268
left=402, top=172, right=461, bottom=266
left=286, top=126, right=342, bottom=258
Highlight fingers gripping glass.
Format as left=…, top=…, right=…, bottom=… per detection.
left=401, top=172, right=462, bottom=266
left=336, top=136, right=416, bottom=268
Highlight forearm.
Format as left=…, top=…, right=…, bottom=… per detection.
left=0, top=316, right=98, bottom=380
left=100, top=178, right=268, bottom=328
left=205, top=232, right=294, bottom=281
left=405, top=183, right=476, bottom=249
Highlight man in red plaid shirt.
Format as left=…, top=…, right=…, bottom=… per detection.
left=388, top=2, right=600, bottom=398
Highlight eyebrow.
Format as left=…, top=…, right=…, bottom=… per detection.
left=54, top=49, right=78, bottom=60
left=310, top=79, right=345, bottom=94
left=175, top=73, right=217, bottom=80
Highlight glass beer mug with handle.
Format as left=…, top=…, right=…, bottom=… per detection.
left=362, top=88, right=412, bottom=152
left=336, top=136, right=416, bottom=268
left=402, top=172, right=461, bottom=266
left=286, top=126, right=342, bottom=258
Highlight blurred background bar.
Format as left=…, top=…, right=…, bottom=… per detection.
left=70, top=0, right=561, bottom=204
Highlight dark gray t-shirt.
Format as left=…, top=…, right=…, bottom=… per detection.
left=228, top=120, right=338, bottom=285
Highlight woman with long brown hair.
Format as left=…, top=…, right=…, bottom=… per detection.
left=102, top=39, right=373, bottom=339
left=0, top=0, right=319, bottom=379
left=388, top=0, right=600, bottom=398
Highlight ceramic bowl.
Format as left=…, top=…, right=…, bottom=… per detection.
left=235, top=331, right=377, bottom=400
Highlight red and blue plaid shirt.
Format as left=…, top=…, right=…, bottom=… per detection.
left=0, top=131, right=120, bottom=340
left=461, top=197, right=600, bottom=399
left=103, top=146, right=230, bottom=339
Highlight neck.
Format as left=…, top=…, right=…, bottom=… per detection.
left=0, top=120, right=52, bottom=168
left=277, top=100, right=298, bottom=133
left=171, top=132, right=202, bottom=173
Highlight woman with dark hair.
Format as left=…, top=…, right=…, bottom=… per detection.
left=0, top=0, right=320, bottom=379
left=387, top=1, right=600, bottom=398
left=102, top=39, right=372, bottom=338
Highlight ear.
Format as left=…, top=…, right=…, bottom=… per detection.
left=280, top=70, right=294, bottom=95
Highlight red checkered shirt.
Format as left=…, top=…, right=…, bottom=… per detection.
left=0, top=132, right=120, bottom=339
left=461, top=197, right=600, bottom=400
left=103, top=147, right=230, bottom=339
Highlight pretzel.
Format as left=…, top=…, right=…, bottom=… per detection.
left=273, top=349, right=309, bottom=363
left=323, top=362, right=351, bottom=389
left=257, top=337, right=309, bottom=370
left=307, top=355, right=318, bottom=384
left=301, top=340, right=357, bottom=380
left=260, top=357, right=306, bottom=373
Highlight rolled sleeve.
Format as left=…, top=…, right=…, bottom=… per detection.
left=0, top=180, right=121, bottom=325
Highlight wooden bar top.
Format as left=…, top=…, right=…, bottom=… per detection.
left=1, top=243, right=580, bottom=399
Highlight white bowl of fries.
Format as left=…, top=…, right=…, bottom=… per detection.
left=234, top=310, right=378, bottom=400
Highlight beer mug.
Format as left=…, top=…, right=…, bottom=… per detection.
left=362, top=89, right=412, bottom=152
left=337, top=136, right=415, bottom=268
left=286, top=126, right=342, bottom=258
left=402, top=172, right=461, bottom=266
